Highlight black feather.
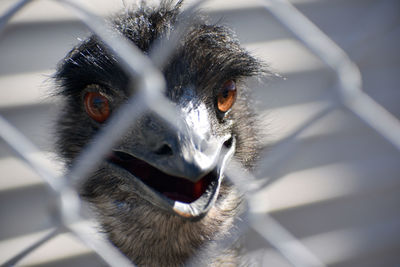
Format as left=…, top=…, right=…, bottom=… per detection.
left=54, top=1, right=264, bottom=266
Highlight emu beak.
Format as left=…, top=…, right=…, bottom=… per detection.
left=108, top=101, right=236, bottom=219
left=171, top=134, right=235, bottom=219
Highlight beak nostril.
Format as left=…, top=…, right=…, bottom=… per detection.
left=223, top=136, right=234, bottom=149
left=155, top=144, right=174, bottom=156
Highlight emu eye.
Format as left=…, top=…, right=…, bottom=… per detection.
left=217, top=80, right=237, bottom=113
left=84, top=92, right=110, bottom=123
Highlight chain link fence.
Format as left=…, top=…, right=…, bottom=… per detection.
left=1, top=0, right=399, bottom=266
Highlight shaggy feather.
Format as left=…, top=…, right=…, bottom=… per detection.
left=55, top=1, right=263, bottom=266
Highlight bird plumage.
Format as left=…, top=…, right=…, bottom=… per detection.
left=55, top=1, right=263, bottom=266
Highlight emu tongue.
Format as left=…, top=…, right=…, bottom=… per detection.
left=109, top=152, right=212, bottom=203
left=163, top=179, right=205, bottom=203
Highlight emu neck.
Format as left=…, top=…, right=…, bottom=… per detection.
left=90, top=183, right=241, bottom=266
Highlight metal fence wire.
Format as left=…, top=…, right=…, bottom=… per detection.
left=0, top=0, right=399, bottom=266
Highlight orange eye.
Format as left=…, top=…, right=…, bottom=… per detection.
left=84, top=92, right=110, bottom=123
left=217, top=80, right=237, bottom=113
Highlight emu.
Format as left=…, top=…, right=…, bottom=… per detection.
left=55, top=1, right=262, bottom=266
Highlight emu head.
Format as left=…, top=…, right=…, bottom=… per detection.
left=54, top=2, right=262, bottom=258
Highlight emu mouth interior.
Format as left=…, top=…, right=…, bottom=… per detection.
left=108, top=151, right=217, bottom=204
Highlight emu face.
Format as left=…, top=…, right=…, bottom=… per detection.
left=55, top=2, right=261, bottom=265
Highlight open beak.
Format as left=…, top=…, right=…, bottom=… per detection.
left=107, top=101, right=235, bottom=219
